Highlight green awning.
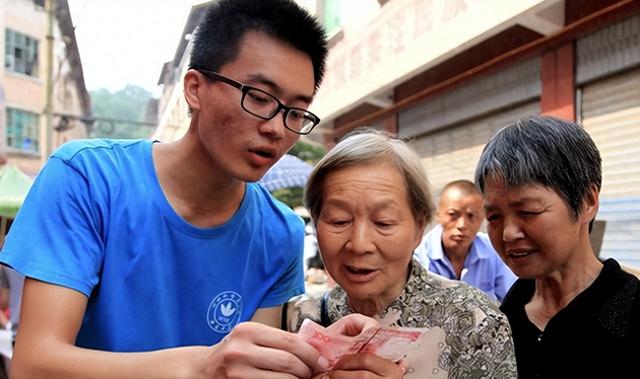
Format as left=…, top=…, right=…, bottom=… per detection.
left=0, top=164, right=33, bottom=218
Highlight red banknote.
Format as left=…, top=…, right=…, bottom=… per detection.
left=298, top=318, right=427, bottom=371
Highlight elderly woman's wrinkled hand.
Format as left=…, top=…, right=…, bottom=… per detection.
left=312, top=353, right=406, bottom=379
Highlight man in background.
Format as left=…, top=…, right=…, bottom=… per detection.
left=415, top=180, right=516, bottom=301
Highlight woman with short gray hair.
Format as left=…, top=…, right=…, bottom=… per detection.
left=286, top=129, right=517, bottom=378
left=475, top=115, right=640, bottom=378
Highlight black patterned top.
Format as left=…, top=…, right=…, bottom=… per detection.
left=501, top=258, right=640, bottom=379
left=286, top=260, right=517, bottom=378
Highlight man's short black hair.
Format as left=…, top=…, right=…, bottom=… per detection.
left=189, top=0, right=328, bottom=91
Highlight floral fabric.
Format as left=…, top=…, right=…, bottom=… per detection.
left=286, top=260, right=517, bottom=378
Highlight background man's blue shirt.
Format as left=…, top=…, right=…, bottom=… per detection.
left=414, top=224, right=516, bottom=302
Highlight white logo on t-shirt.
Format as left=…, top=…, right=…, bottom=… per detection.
left=207, top=291, right=243, bottom=333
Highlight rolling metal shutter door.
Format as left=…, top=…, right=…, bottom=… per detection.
left=580, top=67, right=640, bottom=268
left=576, top=13, right=640, bottom=86
left=399, top=58, right=540, bottom=140
left=409, top=101, right=540, bottom=197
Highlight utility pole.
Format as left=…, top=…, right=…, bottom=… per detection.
left=44, top=0, right=55, bottom=159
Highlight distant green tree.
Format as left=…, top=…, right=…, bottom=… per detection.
left=90, top=85, right=155, bottom=139
left=271, top=141, right=326, bottom=208
left=272, top=187, right=304, bottom=209
left=289, top=141, right=326, bottom=163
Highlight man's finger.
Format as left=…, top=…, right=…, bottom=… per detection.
left=230, top=322, right=328, bottom=374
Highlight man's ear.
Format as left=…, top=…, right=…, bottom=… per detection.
left=184, top=70, right=203, bottom=112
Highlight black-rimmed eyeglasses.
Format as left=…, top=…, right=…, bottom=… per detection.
left=194, top=68, right=320, bottom=135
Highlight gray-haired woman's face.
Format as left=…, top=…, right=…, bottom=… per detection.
left=482, top=177, right=596, bottom=279
left=314, top=161, right=425, bottom=310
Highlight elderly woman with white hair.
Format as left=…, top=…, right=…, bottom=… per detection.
left=285, top=129, right=516, bottom=378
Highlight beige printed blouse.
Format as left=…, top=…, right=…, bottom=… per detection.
left=285, top=259, right=517, bottom=379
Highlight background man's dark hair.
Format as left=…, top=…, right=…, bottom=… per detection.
left=474, top=115, right=602, bottom=220
left=189, top=0, right=328, bottom=91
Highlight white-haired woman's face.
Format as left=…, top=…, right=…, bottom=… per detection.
left=315, top=161, right=424, bottom=311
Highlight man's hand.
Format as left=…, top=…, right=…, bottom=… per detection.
left=206, top=321, right=330, bottom=379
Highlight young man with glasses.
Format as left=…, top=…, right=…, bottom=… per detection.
left=0, top=1, right=374, bottom=378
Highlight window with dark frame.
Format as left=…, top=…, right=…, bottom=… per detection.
left=4, top=28, right=39, bottom=77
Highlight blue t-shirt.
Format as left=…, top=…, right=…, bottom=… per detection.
left=414, top=224, right=516, bottom=302
left=0, top=139, right=305, bottom=351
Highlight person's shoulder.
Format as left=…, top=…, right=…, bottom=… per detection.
left=422, top=268, right=503, bottom=312
left=52, top=138, right=149, bottom=162
left=425, top=224, right=443, bottom=239
left=589, top=259, right=640, bottom=342
left=606, top=259, right=640, bottom=280
left=416, top=268, right=512, bottom=348
left=500, top=278, right=532, bottom=309
left=420, top=225, right=444, bottom=260
left=284, top=293, right=323, bottom=332
left=248, top=183, right=304, bottom=230
left=474, top=231, right=491, bottom=244
left=473, top=232, right=509, bottom=265
left=600, top=258, right=640, bottom=299
left=44, top=139, right=150, bottom=186
left=473, top=232, right=498, bottom=253
left=602, top=258, right=640, bottom=307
